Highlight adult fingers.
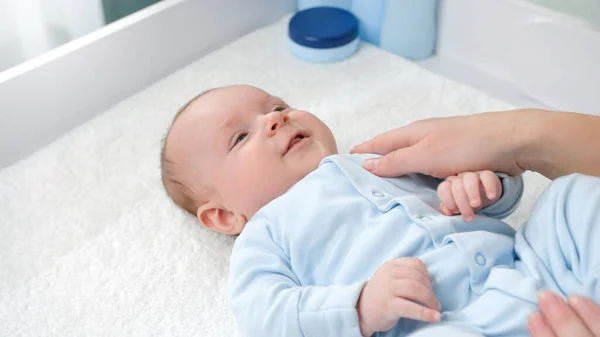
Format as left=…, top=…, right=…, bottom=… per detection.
left=362, top=145, right=429, bottom=177
left=568, top=295, right=600, bottom=336
left=538, top=292, right=593, bottom=337
left=528, top=312, right=558, bottom=337
left=352, top=125, right=419, bottom=155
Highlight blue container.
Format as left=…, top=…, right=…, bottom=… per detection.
left=288, top=7, right=360, bottom=63
left=297, top=0, right=351, bottom=10
left=351, top=0, right=386, bottom=45
left=379, top=0, right=439, bottom=60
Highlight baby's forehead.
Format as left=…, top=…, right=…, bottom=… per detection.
left=187, top=86, right=284, bottom=122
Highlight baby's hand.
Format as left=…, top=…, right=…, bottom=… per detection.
left=437, top=171, right=502, bottom=222
left=356, top=258, right=441, bottom=337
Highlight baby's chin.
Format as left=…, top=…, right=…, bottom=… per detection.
left=243, top=147, right=337, bottom=217
left=289, top=150, right=335, bottom=182
left=298, top=150, right=334, bottom=173
left=309, top=139, right=338, bottom=161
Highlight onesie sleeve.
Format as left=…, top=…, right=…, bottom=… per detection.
left=228, top=219, right=366, bottom=337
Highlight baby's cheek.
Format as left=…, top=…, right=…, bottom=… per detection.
left=241, top=162, right=290, bottom=213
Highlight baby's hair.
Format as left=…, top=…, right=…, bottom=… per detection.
left=160, top=89, right=215, bottom=216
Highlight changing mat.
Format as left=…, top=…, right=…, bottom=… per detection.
left=0, top=17, right=551, bottom=336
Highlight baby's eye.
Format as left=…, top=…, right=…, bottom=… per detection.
left=274, top=106, right=287, bottom=112
left=233, top=132, right=248, bottom=147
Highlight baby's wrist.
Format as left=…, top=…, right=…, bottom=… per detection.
left=356, top=287, right=375, bottom=337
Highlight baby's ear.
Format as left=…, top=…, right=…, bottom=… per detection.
left=197, top=202, right=247, bottom=235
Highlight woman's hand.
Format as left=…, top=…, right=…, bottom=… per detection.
left=351, top=110, right=529, bottom=178
left=351, top=109, right=600, bottom=180
left=529, top=291, right=600, bottom=337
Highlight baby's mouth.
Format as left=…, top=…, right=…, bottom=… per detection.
left=285, top=132, right=309, bottom=155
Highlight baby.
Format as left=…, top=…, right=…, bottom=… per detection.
left=161, top=85, right=599, bottom=337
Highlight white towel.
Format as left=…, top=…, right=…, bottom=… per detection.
left=0, top=17, right=550, bottom=336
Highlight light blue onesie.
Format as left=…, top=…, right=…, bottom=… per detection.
left=228, top=154, right=600, bottom=337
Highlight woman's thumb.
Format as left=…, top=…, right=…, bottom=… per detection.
left=361, top=147, right=423, bottom=177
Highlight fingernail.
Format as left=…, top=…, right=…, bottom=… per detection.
left=464, top=215, right=473, bottom=222
left=363, top=159, right=378, bottom=171
left=567, top=294, right=584, bottom=307
left=432, top=311, right=441, bottom=321
left=487, top=192, right=496, bottom=199
left=538, top=291, right=563, bottom=315
left=470, top=198, right=479, bottom=207
left=538, top=291, right=550, bottom=303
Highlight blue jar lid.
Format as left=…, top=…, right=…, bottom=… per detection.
left=288, top=7, right=359, bottom=49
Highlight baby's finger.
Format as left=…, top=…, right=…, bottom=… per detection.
left=391, top=279, right=440, bottom=311
left=440, top=203, right=454, bottom=216
left=393, top=258, right=430, bottom=279
left=461, top=172, right=482, bottom=208
left=452, top=178, right=474, bottom=221
left=390, top=267, right=432, bottom=291
left=479, top=171, right=501, bottom=201
left=437, top=181, right=458, bottom=214
left=388, top=298, right=441, bottom=322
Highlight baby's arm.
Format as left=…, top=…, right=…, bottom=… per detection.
left=229, top=220, right=441, bottom=337
left=437, top=171, right=523, bottom=221
left=228, top=220, right=365, bottom=337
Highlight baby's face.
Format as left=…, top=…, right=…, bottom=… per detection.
left=169, top=85, right=337, bottom=219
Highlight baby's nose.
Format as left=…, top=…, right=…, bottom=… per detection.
left=265, top=112, right=289, bottom=136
